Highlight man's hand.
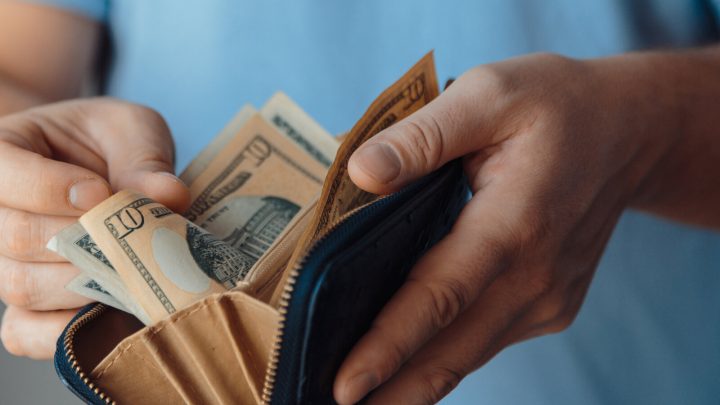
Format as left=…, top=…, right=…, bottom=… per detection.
left=333, top=52, right=689, bottom=404
left=0, top=98, right=190, bottom=359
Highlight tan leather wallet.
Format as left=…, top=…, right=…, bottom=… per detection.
left=55, top=54, right=469, bottom=404
left=55, top=159, right=467, bottom=405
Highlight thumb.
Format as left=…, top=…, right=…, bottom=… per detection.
left=84, top=100, right=191, bottom=213
left=348, top=72, right=490, bottom=194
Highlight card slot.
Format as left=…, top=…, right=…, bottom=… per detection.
left=90, top=290, right=280, bottom=405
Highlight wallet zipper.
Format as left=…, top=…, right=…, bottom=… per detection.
left=59, top=303, right=115, bottom=404
left=260, top=196, right=389, bottom=404
left=57, top=163, right=458, bottom=404
left=259, top=162, right=459, bottom=404
left=61, top=198, right=409, bottom=405
left=58, top=202, right=378, bottom=405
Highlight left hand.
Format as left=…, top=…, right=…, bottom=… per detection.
left=0, top=99, right=190, bottom=359
left=333, top=53, right=678, bottom=404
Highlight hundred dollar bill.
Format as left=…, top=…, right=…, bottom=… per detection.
left=185, top=114, right=327, bottom=281
left=80, top=190, right=246, bottom=322
left=65, top=274, right=129, bottom=312
left=260, top=92, right=339, bottom=167
left=271, top=52, right=439, bottom=305
left=47, top=223, right=146, bottom=317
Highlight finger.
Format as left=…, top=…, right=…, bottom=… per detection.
left=0, top=305, right=76, bottom=360
left=348, top=67, right=504, bottom=194
left=0, top=207, right=77, bottom=262
left=78, top=99, right=191, bottom=212
left=0, top=142, right=111, bottom=215
left=0, top=255, right=91, bottom=310
left=362, top=271, right=534, bottom=405
left=334, top=193, right=522, bottom=404
left=513, top=265, right=596, bottom=343
left=1, top=99, right=190, bottom=213
left=335, top=156, right=553, bottom=405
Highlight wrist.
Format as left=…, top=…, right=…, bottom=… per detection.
left=583, top=51, right=685, bottom=210
left=596, top=47, right=720, bottom=226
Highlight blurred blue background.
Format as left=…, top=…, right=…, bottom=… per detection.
left=2, top=0, right=720, bottom=403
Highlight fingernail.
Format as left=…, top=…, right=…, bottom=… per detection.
left=343, top=372, right=379, bottom=403
left=69, top=179, right=111, bottom=211
left=353, top=143, right=401, bottom=184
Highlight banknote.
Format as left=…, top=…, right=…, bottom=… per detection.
left=53, top=53, right=439, bottom=323
left=304, top=52, right=438, bottom=238
left=184, top=114, right=327, bottom=281
left=62, top=108, right=330, bottom=323
left=47, top=223, right=146, bottom=317
left=181, top=93, right=338, bottom=186
left=79, top=190, right=242, bottom=322
left=270, top=52, right=439, bottom=305
left=65, top=274, right=129, bottom=312
left=238, top=197, right=318, bottom=301
left=260, top=92, right=338, bottom=167
left=180, top=104, right=257, bottom=186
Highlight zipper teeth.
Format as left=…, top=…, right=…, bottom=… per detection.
left=63, top=194, right=392, bottom=404
left=63, top=304, right=116, bottom=405
left=260, top=197, right=389, bottom=404
left=260, top=264, right=298, bottom=404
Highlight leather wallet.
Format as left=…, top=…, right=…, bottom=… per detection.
left=54, top=157, right=468, bottom=404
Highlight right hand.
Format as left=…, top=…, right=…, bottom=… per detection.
left=0, top=98, right=190, bottom=359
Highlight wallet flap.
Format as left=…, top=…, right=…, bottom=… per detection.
left=268, top=160, right=467, bottom=404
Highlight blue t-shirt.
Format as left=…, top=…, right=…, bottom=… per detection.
left=33, top=1, right=720, bottom=403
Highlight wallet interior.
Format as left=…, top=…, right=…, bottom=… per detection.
left=66, top=200, right=335, bottom=404
left=73, top=291, right=280, bottom=404
left=57, top=159, right=467, bottom=405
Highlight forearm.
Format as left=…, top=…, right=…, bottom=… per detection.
left=0, top=1, right=101, bottom=117
left=594, top=46, right=720, bottom=228
left=0, top=76, right=50, bottom=116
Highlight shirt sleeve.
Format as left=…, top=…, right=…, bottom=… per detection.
left=24, top=0, right=108, bottom=22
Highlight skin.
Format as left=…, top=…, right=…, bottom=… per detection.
left=0, top=2, right=190, bottom=359
left=1, top=2, right=719, bottom=404
left=334, top=49, right=720, bottom=404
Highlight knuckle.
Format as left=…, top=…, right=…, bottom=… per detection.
left=514, top=210, right=553, bottom=252
left=540, top=312, right=575, bottom=335
left=528, top=270, right=555, bottom=300
left=127, top=103, right=165, bottom=125
left=418, top=365, right=463, bottom=403
left=376, top=336, right=410, bottom=379
left=123, top=103, right=169, bottom=133
left=366, top=322, right=414, bottom=378
left=469, top=231, right=516, bottom=271
left=534, top=294, right=567, bottom=324
left=530, top=52, right=572, bottom=67
left=1, top=309, right=24, bottom=356
left=0, top=129, right=39, bottom=154
left=99, top=99, right=169, bottom=134
left=0, top=209, right=41, bottom=261
left=465, top=64, right=517, bottom=98
left=392, top=115, right=444, bottom=170
left=126, top=147, right=173, bottom=170
left=0, top=262, right=37, bottom=308
left=29, top=159, right=59, bottom=211
left=419, top=277, right=471, bottom=330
